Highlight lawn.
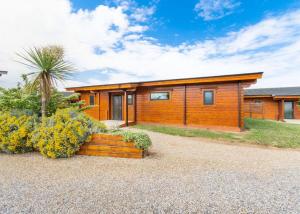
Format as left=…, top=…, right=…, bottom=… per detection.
left=134, top=118, right=300, bottom=148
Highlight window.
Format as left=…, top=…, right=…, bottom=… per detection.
left=255, top=99, right=262, bottom=103
left=203, top=90, right=214, bottom=105
left=127, top=94, right=133, bottom=105
left=150, top=92, right=170, bottom=100
left=89, top=95, right=95, bottom=105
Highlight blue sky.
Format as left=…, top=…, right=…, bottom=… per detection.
left=0, top=0, right=300, bottom=89
left=71, top=0, right=300, bottom=44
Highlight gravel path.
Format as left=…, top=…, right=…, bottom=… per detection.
left=0, top=130, right=300, bottom=213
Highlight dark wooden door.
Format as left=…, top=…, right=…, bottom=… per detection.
left=284, top=101, right=294, bottom=119
left=112, top=95, right=122, bottom=120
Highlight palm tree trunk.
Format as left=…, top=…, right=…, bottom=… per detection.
left=41, top=93, right=46, bottom=118
left=41, top=81, right=47, bottom=119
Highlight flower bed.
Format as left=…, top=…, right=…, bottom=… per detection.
left=0, top=108, right=152, bottom=159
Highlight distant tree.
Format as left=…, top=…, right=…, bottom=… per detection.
left=17, top=46, right=73, bottom=118
left=0, top=75, right=83, bottom=116
left=0, top=75, right=40, bottom=114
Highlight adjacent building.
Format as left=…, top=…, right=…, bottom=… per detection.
left=0, top=70, right=7, bottom=77
left=67, top=72, right=263, bottom=131
left=244, top=87, right=300, bottom=120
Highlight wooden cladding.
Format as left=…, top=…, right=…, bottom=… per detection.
left=136, top=83, right=242, bottom=130
left=78, top=82, right=257, bottom=131
left=244, top=97, right=300, bottom=120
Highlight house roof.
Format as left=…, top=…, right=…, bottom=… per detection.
left=245, top=87, right=300, bottom=97
left=0, top=71, right=7, bottom=77
left=66, top=72, right=263, bottom=92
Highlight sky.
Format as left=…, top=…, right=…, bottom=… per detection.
left=0, top=0, right=300, bottom=90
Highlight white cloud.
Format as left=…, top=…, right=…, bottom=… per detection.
left=0, top=0, right=299, bottom=91
left=195, top=0, right=240, bottom=21
left=130, top=6, right=156, bottom=22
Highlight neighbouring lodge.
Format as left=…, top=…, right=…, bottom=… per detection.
left=0, top=70, right=7, bottom=77
left=244, top=87, right=300, bottom=121
left=67, top=72, right=263, bottom=131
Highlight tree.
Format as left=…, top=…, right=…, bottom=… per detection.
left=0, top=75, right=40, bottom=114
left=0, top=75, right=83, bottom=116
left=17, top=46, right=73, bottom=118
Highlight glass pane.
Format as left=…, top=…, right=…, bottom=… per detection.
left=89, top=95, right=95, bottom=105
left=284, top=101, right=294, bottom=119
left=150, top=92, right=169, bottom=100
left=204, top=91, right=214, bottom=105
left=113, top=95, right=122, bottom=120
left=127, top=94, right=133, bottom=105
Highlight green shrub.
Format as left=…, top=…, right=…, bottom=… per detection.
left=0, top=111, right=36, bottom=153
left=92, top=119, right=107, bottom=134
left=113, top=130, right=152, bottom=150
left=31, top=108, right=106, bottom=158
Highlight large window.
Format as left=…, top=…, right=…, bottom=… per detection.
left=127, top=94, right=133, bottom=105
left=89, top=95, right=95, bottom=105
left=203, top=90, right=214, bottom=105
left=150, top=92, right=170, bottom=100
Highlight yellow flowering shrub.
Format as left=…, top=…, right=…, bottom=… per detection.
left=31, top=108, right=106, bottom=158
left=0, top=112, right=36, bottom=153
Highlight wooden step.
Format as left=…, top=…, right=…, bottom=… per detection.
left=80, top=144, right=141, bottom=153
left=77, top=149, right=143, bottom=159
left=92, top=134, right=123, bottom=141
left=78, top=133, right=145, bottom=159
left=87, top=140, right=136, bottom=148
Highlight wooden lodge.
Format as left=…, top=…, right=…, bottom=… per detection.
left=66, top=72, right=263, bottom=131
left=244, top=87, right=300, bottom=121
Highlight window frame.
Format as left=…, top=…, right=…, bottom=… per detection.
left=89, top=94, right=95, bottom=106
left=127, top=94, right=133, bottom=105
left=203, top=90, right=215, bottom=106
left=150, top=91, right=170, bottom=101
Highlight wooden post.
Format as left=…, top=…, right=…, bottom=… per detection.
left=134, top=92, right=137, bottom=124
left=250, top=101, right=252, bottom=118
left=183, top=85, right=187, bottom=125
left=108, top=93, right=111, bottom=120
left=124, top=90, right=128, bottom=126
left=279, top=99, right=285, bottom=121
left=98, top=92, right=101, bottom=121
left=237, top=81, right=242, bottom=129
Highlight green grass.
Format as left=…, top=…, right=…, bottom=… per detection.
left=134, top=118, right=300, bottom=148
left=243, top=118, right=300, bottom=148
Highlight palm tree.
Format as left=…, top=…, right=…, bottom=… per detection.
left=17, top=46, right=73, bottom=118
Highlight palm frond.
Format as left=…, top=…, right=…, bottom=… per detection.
left=16, top=46, right=75, bottom=117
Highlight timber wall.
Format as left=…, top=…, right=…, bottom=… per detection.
left=79, top=82, right=245, bottom=131
left=244, top=97, right=279, bottom=120
left=136, top=83, right=242, bottom=130
left=294, top=102, right=300, bottom=119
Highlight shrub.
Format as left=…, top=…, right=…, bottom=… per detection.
left=31, top=108, right=106, bottom=158
left=0, top=111, right=36, bottom=153
left=113, top=131, right=152, bottom=150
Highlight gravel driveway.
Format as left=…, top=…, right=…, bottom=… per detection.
left=1, top=130, right=300, bottom=214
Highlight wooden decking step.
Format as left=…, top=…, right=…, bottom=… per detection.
left=86, top=139, right=136, bottom=148
left=77, top=149, right=143, bottom=159
left=77, top=134, right=145, bottom=159
left=80, top=144, right=141, bottom=153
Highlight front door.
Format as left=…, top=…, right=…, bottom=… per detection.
left=284, top=101, right=294, bottom=119
left=112, top=95, right=122, bottom=120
